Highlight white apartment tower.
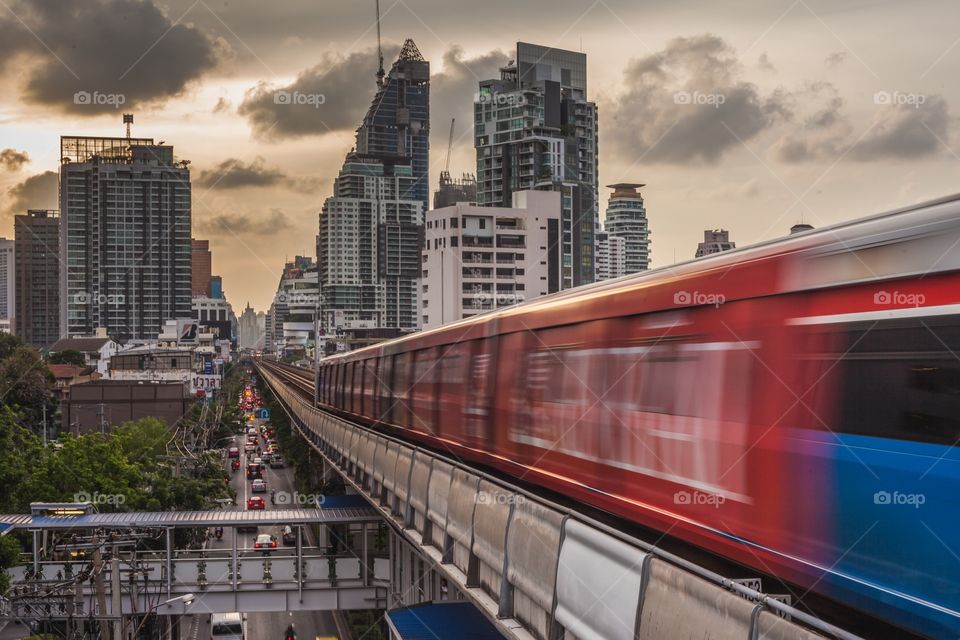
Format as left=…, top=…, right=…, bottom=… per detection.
left=603, top=183, right=650, bottom=276
left=421, top=191, right=561, bottom=329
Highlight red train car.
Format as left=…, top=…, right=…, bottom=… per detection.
left=317, top=195, right=960, bottom=638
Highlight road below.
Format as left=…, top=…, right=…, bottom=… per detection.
left=198, top=422, right=343, bottom=640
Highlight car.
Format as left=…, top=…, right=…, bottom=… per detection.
left=243, top=442, right=256, bottom=453
left=281, top=526, right=297, bottom=546
left=251, top=479, right=266, bottom=493
left=269, top=456, right=285, bottom=469
left=246, top=496, right=265, bottom=510
left=253, top=533, right=277, bottom=550
left=252, top=457, right=264, bottom=467
left=246, top=463, right=263, bottom=480
left=227, top=446, right=240, bottom=459
left=247, top=427, right=257, bottom=435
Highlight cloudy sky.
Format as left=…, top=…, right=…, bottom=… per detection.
left=0, top=0, right=957, bottom=311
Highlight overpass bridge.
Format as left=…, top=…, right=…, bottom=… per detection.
left=1, top=505, right=389, bottom=620
left=256, top=359, right=862, bottom=640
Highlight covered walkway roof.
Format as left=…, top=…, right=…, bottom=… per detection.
left=0, top=504, right=379, bottom=532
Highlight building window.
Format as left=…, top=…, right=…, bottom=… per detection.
left=450, top=217, right=458, bottom=229
left=479, top=219, right=486, bottom=229
left=451, top=237, right=458, bottom=247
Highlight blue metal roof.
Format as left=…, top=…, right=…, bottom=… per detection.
left=386, top=602, right=503, bottom=640
left=319, top=494, right=370, bottom=509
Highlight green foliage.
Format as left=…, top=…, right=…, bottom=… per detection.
left=0, top=333, right=23, bottom=360
left=0, top=346, right=56, bottom=434
left=47, top=349, right=87, bottom=367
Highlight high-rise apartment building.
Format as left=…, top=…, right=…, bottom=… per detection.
left=191, top=239, right=212, bottom=296
left=15, top=210, right=61, bottom=347
left=475, top=42, right=598, bottom=289
left=421, top=191, right=561, bottom=329
left=595, top=231, right=626, bottom=281
left=317, top=40, right=428, bottom=333
left=0, top=238, right=13, bottom=334
left=60, top=134, right=192, bottom=341
left=238, top=302, right=263, bottom=351
left=603, top=183, right=650, bottom=276
left=695, top=229, right=736, bottom=257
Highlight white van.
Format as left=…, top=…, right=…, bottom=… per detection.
left=211, top=612, right=245, bottom=640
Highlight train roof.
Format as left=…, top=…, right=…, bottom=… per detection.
left=324, top=192, right=960, bottom=362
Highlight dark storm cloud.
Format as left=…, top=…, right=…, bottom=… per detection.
left=852, top=96, right=950, bottom=160
left=771, top=83, right=851, bottom=163
left=196, top=157, right=322, bottom=193
left=238, top=45, right=397, bottom=140
left=195, top=210, right=292, bottom=236
left=0, top=0, right=222, bottom=114
left=607, top=35, right=789, bottom=164
left=771, top=85, right=951, bottom=163
left=1, top=171, right=57, bottom=220
left=0, top=149, right=30, bottom=172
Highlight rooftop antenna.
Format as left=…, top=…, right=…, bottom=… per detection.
left=123, top=113, right=134, bottom=140
left=375, top=0, right=385, bottom=86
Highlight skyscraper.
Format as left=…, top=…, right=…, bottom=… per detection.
left=317, top=39, right=428, bottom=333
left=603, top=183, right=651, bottom=275
left=0, top=238, right=13, bottom=334
left=59, top=132, right=192, bottom=341
left=15, top=210, right=61, bottom=347
left=191, top=238, right=212, bottom=296
left=695, top=229, right=736, bottom=257
left=474, top=42, right=598, bottom=289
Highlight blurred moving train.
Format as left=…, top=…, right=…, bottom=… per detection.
left=316, top=195, right=960, bottom=638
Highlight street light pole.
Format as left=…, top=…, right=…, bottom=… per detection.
left=130, top=593, right=195, bottom=640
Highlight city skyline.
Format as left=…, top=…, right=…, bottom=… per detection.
left=1, top=0, right=958, bottom=311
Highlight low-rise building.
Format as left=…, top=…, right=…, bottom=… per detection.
left=48, top=364, right=99, bottom=402
left=48, top=333, right=119, bottom=376
left=61, top=380, right=192, bottom=434
left=421, top=191, right=561, bottom=329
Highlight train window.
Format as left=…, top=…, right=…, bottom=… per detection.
left=392, top=353, right=410, bottom=426
left=377, top=356, right=393, bottom=422
left=410, top=349, right=438, bottom=432
left=464, top=339, right=495, bottom=441
left=835, top=315, right=960, bottom=445
left=352, top=361, right=362, bottom=413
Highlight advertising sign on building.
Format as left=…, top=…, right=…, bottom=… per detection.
left=177, top=319, right=198, bottom=345
left=203, top=361, right=213, bottom=375
left=192, top=374, right=222, bottom=393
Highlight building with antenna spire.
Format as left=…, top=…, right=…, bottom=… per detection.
left=59, top=116, right=192, bottom=340
left=317, top=38, right=430, bottom=335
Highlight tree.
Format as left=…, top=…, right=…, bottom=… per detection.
left=0, top=346, right=56, bottom=435
left=48, top=349, right=86, bottom=367
left=0, top=333, right=22, bottom=360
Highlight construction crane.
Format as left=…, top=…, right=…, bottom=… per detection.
left=444, top=118, right=455, bottom=173
left=375, top=0, right=385, bottom=86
